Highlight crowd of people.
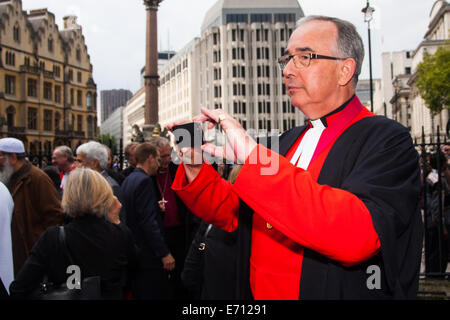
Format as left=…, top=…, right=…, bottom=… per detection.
left=420, top=145, right=450, bottom=275
left=0, top=135, right=209, bottom=299
left=0, top=14, right=440, bottom=300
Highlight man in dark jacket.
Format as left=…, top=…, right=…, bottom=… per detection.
left=148, top=136, right=201, bottom=299
left=120, top=142, right=174, bottom=299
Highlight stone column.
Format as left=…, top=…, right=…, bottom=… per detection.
left=142, top=0, right=163, bottom=139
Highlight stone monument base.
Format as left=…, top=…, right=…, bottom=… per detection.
left=142, top=124, right=159, bottom=141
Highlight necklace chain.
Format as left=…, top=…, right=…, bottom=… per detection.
left=157, top=171, right=170, bottom=198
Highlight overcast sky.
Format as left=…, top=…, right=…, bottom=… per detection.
left=20, top=0, right=435, bottom=96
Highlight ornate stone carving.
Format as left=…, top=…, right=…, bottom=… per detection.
left=143, top=0, right=163, bottom=10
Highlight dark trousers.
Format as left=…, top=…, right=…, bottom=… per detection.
left=425, top=226, right=448, bottom=274
left=132, top=267, right=171, bottom=300
left=165, top=225, right=189, bottom=300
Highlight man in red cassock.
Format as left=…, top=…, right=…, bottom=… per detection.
left=169, top=15, right=423, bottom=300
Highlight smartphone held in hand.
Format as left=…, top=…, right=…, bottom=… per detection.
left=172, top=122, right=205, bottom=149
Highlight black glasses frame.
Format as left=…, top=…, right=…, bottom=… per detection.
left=278, top=52, right=348, bottom=71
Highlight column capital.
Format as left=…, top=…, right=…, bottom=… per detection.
left=143, top=0, right=163, bottom=10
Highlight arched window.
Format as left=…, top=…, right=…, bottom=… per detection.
left=48, top=37, right=54, bottom=53
left=6, top=105, right=15, bottom=127
left=13, top=24, right=20, bottom=43
left=76, top=47, right=81, bottom=61
left=86, top=92, right=92, bottom=108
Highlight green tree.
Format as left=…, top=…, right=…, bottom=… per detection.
left=416, top=44, right=450, bottom=115
left=98, top=133, right=116, bottom=154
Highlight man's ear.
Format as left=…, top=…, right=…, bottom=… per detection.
left=91, top=159, right=101, bottom=171
left=338, top=58, right=357, bottom=86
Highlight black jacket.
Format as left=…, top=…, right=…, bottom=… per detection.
left=235, top=116, right=423, bottom=299
left=182, top=221, right=238, bottom=300
left=121, top=168, right=169, bottom=268
left=9, top=215, right=137, bottom=299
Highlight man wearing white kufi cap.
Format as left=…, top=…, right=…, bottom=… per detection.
left=0, top=138, right=64, bottom=278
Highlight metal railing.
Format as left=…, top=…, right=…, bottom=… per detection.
left=416, top=126, right=450, bottom=278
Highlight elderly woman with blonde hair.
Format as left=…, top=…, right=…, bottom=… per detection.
left=9, top=168, right=137, bottom=299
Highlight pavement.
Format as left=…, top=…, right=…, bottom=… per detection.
left=417, top=278, right=450, bottom=300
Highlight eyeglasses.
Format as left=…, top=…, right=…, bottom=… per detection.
left=278, top=52, right=348, bottom=72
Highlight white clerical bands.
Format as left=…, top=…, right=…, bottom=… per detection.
left=290, top=119, right=325, bottom=170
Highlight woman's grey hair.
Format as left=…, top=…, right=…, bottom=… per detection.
left=296, top=15, right=365, bottom=87
left=76, top=141, right=108, bottom=170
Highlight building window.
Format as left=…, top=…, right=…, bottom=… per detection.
left=44, top=82, right=52, bottom=100
left=77, top=71, right=82, bottom=83
left=55, top=112, right=61, bottom=131
left=77, top=90, right=82, bottom=107
left=27, top=78, right=37, bottom=97
left=53, top=65, right=60, bottom=77
left=70, top=88, right=74, bottom=105
left=5, top=75, right=15, bottom=95
left=86, top=92, right=92, bottom=108
left=274, top=13, right=296, bottom=23
left=87, top=116, right=94, bottom=136
left=6, top=106, right=15, bottom=127
left=76, top=49, right=81, bottom=61
left=44, top=110, right=53, bottom=131
left=55, top=85, right=61, bottom=103
left=77, top=115, right=83, bottom=132
left=13, top=25, right=20, bottom=43
left=48, top=38, right=54, bottom=52
left=5, top=51, right=15, bottom=66
left=28, top=107, right=38, bottom=130
left=250, top=14, right=272, bottom=23
left=226, top=14, right=248, bottom=24
left=24, top=56, right=30, bottom=66
left=214, top=86, right=222, bottom=98
left=405, top=67, right=411, bottom=75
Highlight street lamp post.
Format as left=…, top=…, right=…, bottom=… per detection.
left=362, top=0, right=375, bottom=113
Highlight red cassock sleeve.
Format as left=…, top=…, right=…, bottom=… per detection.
left=172, top=163, right=240, bottom=232
left=233, top=144, right=381, bottom=266
left=172, top=144, right=381, bottom=267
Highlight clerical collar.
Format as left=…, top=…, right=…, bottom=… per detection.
left=308, top=94, right=355, bottom=128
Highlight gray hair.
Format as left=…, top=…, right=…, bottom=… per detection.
left=148, top=136, right=170, bottom=149
left=296, top=15, right=365, bottom=87
left=54, top=145, right=74, bottom=162
left=76, top=141, right=108, bottom=170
